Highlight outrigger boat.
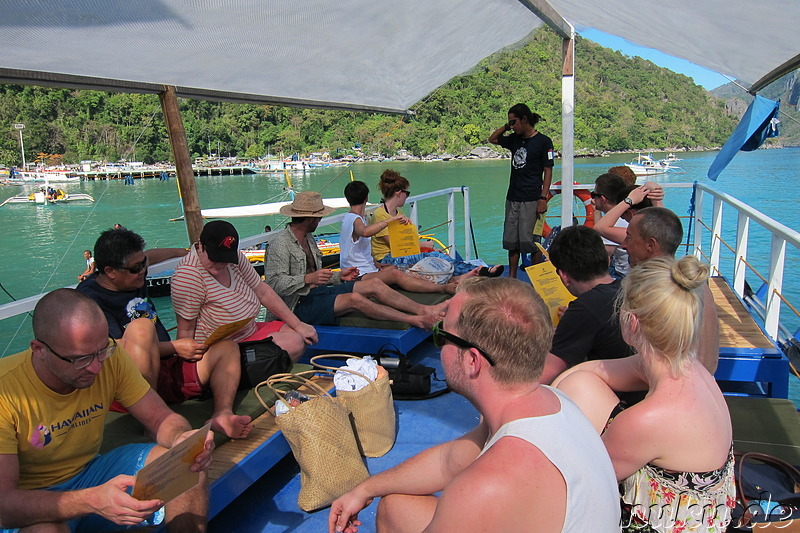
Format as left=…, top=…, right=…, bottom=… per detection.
left=1, top=0, right=799, bottom=531
left=0, top=189, right=94, bottom=207
left=625, top=152, right=685, bottom=176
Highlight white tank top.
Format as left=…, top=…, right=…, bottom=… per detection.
left=340, top=212, right=378, bottom=274
left=480, top=386, right=621, bottom=533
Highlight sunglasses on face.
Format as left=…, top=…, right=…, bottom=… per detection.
left=590, top=191, right=603, bottom=199
left=508, top=119, right=517, bottom=126
left=400, top=189, right=411, bottom=196
left=118, top=258, right=148, bottom=274
left=432, top=321, right=496, bottom=366
left=38, top=338, right=117, bottom=369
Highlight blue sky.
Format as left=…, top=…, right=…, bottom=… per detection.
left=578, top=29, right=730, bottom=91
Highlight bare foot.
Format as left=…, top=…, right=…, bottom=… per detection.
left=443, top=281, right=458, bottom=294
left=414, top=312, right=441, bottom=330
left=430, top=300, right=450, bottom=317
left=209, top=413, right=253, bottom=440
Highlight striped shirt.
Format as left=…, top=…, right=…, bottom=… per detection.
left=171, top=248, right=262, bottom=343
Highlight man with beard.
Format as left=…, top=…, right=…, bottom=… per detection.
left=328, top=278, right=620, bottom=533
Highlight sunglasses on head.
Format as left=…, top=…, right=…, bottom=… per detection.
left=432, top=321, right=496, bottom=366
left=118, top=258, right=148, bottom=274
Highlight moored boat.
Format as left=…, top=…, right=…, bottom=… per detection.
left=625, top=152, right=685, bottom=176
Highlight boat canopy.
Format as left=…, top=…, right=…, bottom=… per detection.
left=1, top=0, right=798, bottom=114
left=708, top=95, right=781, bottom=181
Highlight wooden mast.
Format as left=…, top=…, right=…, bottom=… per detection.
left=160, top=85, right=203, bottom=244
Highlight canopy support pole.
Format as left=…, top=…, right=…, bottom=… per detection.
left=160, top=85, right=203, bottom=244
left=560, top=32, right=575, bottom=228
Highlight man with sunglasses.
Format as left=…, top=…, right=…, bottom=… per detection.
left=0, top=289, right=213, bottom=532
left=77, top=227, right=251, bottom=440
left=488, top=103, right=554, bottom=278
left=329, top=278, right=620, bottom=533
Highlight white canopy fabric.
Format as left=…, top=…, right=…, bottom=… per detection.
left=0, top=0, right=797, bottom=112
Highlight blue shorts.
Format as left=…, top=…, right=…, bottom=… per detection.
left=293, top=282, right=356, bottom=325
left=1, top=443, right=163, bottom=533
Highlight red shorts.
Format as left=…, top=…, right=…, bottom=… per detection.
left=157, top=356, right=204, bottom=404
left=240, top=320, right=284, bottom=343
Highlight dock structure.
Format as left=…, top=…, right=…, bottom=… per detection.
left=76, top=165, right=256, bottom=181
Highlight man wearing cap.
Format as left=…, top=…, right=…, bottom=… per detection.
left=77, top=227, right=252, bottom=440
left=170, top=220, right=316, bottom=359
left=264, top=191, right=447, bottom=330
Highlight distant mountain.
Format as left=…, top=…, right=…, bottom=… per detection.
left=710, top=72, right=800, bottom=147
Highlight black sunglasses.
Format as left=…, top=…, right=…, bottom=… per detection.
left=590, top=191, right=603, bottom=199
left=432, top=321, right=496, bottom=366
left=118, top=258, right=148, bottom=274
left=38, top=338, right=117, bottom=369
left=401, top=189, right=411, bottom=195
left=508, top=119, right=517, bottom=126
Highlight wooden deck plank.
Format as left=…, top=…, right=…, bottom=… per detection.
left=710, top=276, right=775, bottom=350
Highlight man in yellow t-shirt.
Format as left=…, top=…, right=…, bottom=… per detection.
left=0, top=289, right=214, bottom=532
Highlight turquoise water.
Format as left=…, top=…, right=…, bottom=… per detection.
left=1, top=148, right=799, bottom=357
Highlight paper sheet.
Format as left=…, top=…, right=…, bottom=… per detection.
left=388, top=220, right=421, bottom=258
left=204, top=316, right=256, bottom=345
left=525, top=245, right=575, bottom=326
left=131, top=422, right=211, bottom=503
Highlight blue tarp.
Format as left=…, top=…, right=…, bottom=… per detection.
left=708, top=95, right=781, bottom=181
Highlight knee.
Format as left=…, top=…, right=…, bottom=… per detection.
left=360, top=277, right=387, bottom=293
left=122, top=318, right=158, bottom=344
left=206, top=340, right=240, bottom=366
left=376, top=494, right=401, bottom=532
left=272, top=331, right=305, bottom=361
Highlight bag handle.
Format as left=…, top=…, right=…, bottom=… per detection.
left=310, top=354, right=379, bottom=391
left=254, top=370, right=333, bottom=410
left=734, top=450, right=800, bottom=528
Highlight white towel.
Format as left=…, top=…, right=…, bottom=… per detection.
left=334, top=356, right=379, bottom=391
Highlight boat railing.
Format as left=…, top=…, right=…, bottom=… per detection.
left=692, top=182, right=800, bottom=344
left=0, top=187, right=473, bottom=325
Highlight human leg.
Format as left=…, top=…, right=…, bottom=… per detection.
left=333, top=292, right=441, bottom=330
left=361, top=268, right=455, bottom=295
left=195, top=340, right=252, bottom=439
left=269, top=325, right=306, bottom=362
left=376, top=494, right=438, bottom=533
left=116, top=317, right=161, bottom=389
left=353, top=277, right=448, bottom=319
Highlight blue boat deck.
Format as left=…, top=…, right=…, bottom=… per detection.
left=209, top=340, right=475, bottom=533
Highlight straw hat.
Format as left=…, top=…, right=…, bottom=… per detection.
left=279, top=191, right=336, bottom=217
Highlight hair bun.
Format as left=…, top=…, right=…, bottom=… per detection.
left=671, top=256, right=709, bottom=291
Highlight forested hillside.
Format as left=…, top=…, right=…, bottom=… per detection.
left=0, top=28, right=738, bottom=166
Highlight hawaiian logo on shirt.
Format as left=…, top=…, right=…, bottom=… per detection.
left=512, top=147, right=528, bottom=169
left=125, top=297, right=158, bottom=325
left=29, top=424, right=52, bottom=448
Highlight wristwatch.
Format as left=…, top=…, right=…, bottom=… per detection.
left=624, top=197, right=634, bottom=206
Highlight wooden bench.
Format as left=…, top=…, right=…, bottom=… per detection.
left=100, top=365, right=331, bottom=524
left=711, top=277, right=789, bottom=398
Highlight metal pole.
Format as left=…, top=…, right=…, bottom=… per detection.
left=14, top=123, right=26, bottom=170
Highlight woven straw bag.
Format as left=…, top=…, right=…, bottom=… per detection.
left=311, top=354, right=396, bottom=457
left=256, top=371, right=369, bottom=511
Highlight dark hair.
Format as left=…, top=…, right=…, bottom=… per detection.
left=508, top=103, right=542, bottom=127
left=614, top=185, right=653, bottom=210
left=378, top=169, right=409, bottom=199
left=635, top=207, right=683, bottom=256
left=548, top=226, right=609, bottom=282
left=594, top=173, right=626, bottom=201
left=344, top=180, right=370, bottom=206
left=93, top=228, right=146, bottom=272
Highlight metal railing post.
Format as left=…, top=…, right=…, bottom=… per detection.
left=710, top=195, right=723, bottom=275
left=693, top=189, right=704, bottom=260
left=447, top=192, right=456, bottom=258
left=462, top=187, right=473, bottom=260
left=733, top=212, right=750, bottom=298
left=765, top=235, right=786, bottom=340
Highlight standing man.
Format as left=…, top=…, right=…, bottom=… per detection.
left=0, top=289, right=213, bottom=532
left=489, top=103, right=554, bottom=278
left=328, top=278, right=620, bottom=533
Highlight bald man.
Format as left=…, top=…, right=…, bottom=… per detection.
left=0, top=289, right=213, bottom=532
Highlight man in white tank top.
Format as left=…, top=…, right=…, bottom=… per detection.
left=329, top=277, right=621, bottom=533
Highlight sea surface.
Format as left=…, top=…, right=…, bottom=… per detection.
left=1, top=148, right=799, bottom=360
